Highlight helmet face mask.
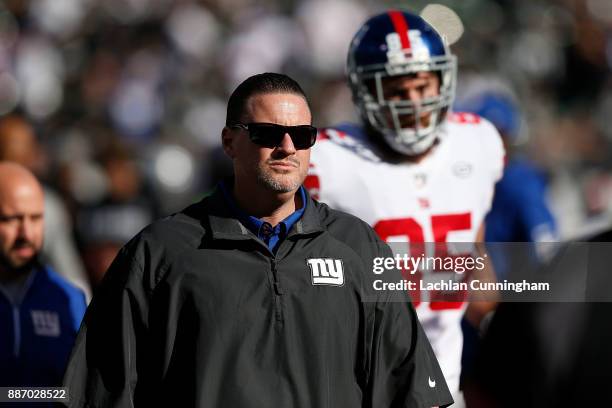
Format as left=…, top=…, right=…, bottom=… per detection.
left=348, top=10, right=457, bottom=156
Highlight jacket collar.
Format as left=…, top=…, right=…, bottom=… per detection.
left=203, top=182, right=325, bottom=241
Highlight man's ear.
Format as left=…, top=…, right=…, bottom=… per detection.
left=221, top=127, right=236, bottom=159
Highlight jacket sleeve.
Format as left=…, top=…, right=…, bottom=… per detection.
left=363, top=239, right=454, bottom=408
left=62, top=237, right=152, bottom=408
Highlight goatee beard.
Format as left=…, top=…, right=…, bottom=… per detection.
left=257, top=168, right=302, bottom=193
left=258, top=174, right=300, bottom=193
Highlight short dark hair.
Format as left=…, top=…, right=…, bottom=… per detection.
left=226, top=73, right=309, bottom=126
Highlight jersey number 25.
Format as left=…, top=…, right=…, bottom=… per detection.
left=374, top=213, right=472, bottom=310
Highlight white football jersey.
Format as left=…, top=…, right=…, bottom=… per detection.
left=306, top=113, right=505, bottom=393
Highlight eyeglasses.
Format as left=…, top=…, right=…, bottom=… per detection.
left=230, top=122, right=317, bottom=150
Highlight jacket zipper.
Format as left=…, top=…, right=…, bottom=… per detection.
left=0, top=270, right=36, bottom=358
left=13, top=306, right=20, bottom=357
left=270, top=259, right=284, bottom=323
left=0, top=288, right=22, bottom=358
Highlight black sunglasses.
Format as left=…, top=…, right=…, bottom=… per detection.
left=230, top=122, right=317, bottom=150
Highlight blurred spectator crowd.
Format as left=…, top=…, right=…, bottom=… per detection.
left=0, top=0, right=611, bottom=291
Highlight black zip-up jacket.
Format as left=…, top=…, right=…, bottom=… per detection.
left=63, top=187, right=453, bottom=408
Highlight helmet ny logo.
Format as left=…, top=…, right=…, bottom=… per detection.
left=386, top=30, right=429, bottom=63
left=307, top=258, right=345, bottom=286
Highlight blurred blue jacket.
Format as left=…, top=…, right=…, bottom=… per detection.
left=486, top=157, right=557, bottom=244
left=0, top=264, right=86, bottom=387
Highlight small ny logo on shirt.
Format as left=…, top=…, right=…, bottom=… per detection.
left=31, top=310, right=61, bottom=337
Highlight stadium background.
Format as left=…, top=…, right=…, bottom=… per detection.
left=0, top=0, right=610, bottom=287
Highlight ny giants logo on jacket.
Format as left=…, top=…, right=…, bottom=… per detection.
left=306, top=258, right=345, bottom=286
left=31, top=310, right=61, bottom=337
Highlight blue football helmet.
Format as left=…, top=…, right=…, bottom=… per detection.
left=347, top=9, right=457, bottom=155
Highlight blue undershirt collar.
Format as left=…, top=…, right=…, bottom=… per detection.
left=218, top=181, right=306, bottom=253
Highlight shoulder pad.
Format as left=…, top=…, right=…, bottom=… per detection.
left=317, top=124, right=380, bottom=163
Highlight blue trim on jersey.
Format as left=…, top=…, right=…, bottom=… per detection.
left=332, top=122, right=369, bottom=141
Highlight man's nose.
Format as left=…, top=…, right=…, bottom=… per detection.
left=17, top=217, right=34, bottom=240
left=275, top=132, right=297, bottom=155
left=407, top=88, right=424, bottom=102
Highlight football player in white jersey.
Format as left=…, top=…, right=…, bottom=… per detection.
left=306, top=9, right=504, bottom=402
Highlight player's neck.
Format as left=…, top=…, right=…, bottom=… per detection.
left=370, top=132, right=437, bottom=164
left=400, top=146, right=435, bottom=164
left=232, top=182, right=301, bottom=226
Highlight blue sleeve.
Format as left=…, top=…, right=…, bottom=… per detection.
left=485, top=162, right=558, bottom=279
left=44, top=266, right=88, bottom=332
left=486, top=161, right=557, bottom=243
left=515, top=168, right=558, bottom=242
left=68, top=290, right=87, bottom=332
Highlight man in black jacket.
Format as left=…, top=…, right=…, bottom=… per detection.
left=63, top=73, right=453, bottom=408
